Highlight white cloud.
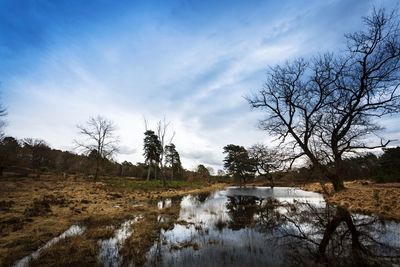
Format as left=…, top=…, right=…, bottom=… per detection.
left=3, top=0, right=400, bottom=170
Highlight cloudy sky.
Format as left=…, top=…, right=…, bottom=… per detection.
left=1, top=0, right=399, bottom=171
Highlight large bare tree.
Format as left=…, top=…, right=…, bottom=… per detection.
left=75, top=116, right=119, bottom=179
left=248, top=143, right=282, bottom=188
left=248, top=9, right=400, bottom=191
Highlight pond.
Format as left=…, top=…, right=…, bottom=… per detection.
left=12, top=187, right=400, bottom=267
left=145, top=187, right=400, bottom=267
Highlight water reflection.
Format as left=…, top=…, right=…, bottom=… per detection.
left=146, top=187, right=400, bottom=267
left=14, top=225, right=85, bottom=267
left=226, top=195, right=260, bottom=230
left=157, top=199, right=172, bottom=209
left=98, top=217, right=140, bottom=267
left=278, top=203, right=400, bottom=266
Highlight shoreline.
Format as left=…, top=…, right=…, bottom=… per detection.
left=301, top=180, right=400, bottom=221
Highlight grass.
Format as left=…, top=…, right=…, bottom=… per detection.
left=29, top=236, right=101, bottom=267
left=102, top=176, right=206, bottom=191
left=0, top=174, right=224, bottom=266
left=302, top=180, right=400, bottom=220
left=121, top=203, right=181, bottom=266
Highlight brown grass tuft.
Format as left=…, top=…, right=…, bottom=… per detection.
left=29, top=235, right=101, bottom=267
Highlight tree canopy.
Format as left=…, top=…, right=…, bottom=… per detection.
left=223, top=144, right=255, bottom=183
left=143, top=130, right=162, bottom=180
left=164, top=143, right=182, bottom=179
left=75, top=116, right=119, bottom=179
left=247, top=9, right=400, bottom=191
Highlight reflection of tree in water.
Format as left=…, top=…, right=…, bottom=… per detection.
left=226, top=196, right=257, bottom=230
left=225, top=195, right=399, bottom=265
left=226, top=195, right=263, bottom=230
left=256, top=198, right=282, bottom=233
left=196, top=192, right=211, bottom=203
left=277, top=203, right=400, bottom=266
left=226, top=195, right=283, bottom=232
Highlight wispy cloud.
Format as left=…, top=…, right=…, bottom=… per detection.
left=1, top=0, right=399, bottom=169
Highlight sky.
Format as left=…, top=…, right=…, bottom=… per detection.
left=0, top=0, right=399, bottom=171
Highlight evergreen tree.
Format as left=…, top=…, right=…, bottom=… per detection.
left=164, top=143, right=182, bottom=179
left=143, top=130, right=162, bottom=180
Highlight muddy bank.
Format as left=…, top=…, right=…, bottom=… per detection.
left=302, top=180, right=400, bottom=220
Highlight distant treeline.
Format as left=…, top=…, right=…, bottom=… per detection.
left=1, top=135, right=399, bottom=183
left=0, top=135, right=226, bottom=181
left=283, top=147, right=400, bottom=183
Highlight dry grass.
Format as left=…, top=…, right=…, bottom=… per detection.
left=29, top=236, right=101, bottom=267
left=121, top=203, right=181, bottom=266
left=0, top=175, right=223, bottom=266
left=302, top=180, right=400, bottom=220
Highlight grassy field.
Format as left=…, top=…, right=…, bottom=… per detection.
left=102, top=176, right=205, bottom=191
left=302, top=180, right=400, bottom=220
left=0, top=174, right=226, bottom=266
left=2, top=174, right=399, bottom=266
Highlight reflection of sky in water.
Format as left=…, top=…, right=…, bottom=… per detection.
left=177, top=187, right=325, bottom=227
left=158, top=199, right=172, bottom=210
left=145, top=187, right=400, bottom=267
left=145, top=187, right=327, bottom=266
left=14, top=225, right=85, bottom=267
left=98, top=218, right=140, bottom=267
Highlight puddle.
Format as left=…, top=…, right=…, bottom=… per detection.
left=98, top=217, right=141, bottom=267
left=14, top=225, right=85, bottom=267
left=12, top=188, right=400, bottom=267
left=157, top=199, right=172, bottom=209
left=145, top=187, right=400, bottom=267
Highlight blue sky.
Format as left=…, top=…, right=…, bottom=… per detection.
left=1, top=0, right=399, bottom=170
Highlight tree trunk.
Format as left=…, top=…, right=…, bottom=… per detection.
left=318, top=207, right=365, bottom=264
left=331, top=176, right=345, bottom=191
left=267, top=173, right=274, bottom=188
left=331, top=158, right=345, bottom=191
left=162, top=175, right=166, bottom=187
left=95, top=166, right=99, bottom=181
left=342, top=208, right=368, bottom=265
left=118, top=165, right=123, bottom=176
left=318, top=162, right=345, bottom=192
left=318, top=208, right=343, bottom=261
left=94, top=156, right=100, bottom=181
left=147, top=162, right=151, bottom=181
left=159, top=162, right=167, bottom=187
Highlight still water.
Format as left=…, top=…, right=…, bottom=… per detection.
left=145, top=187, right=400, bottom=267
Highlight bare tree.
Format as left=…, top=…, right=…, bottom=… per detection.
left=75, top=116, right=119, bottom=180
left=156, top=117, right=175, bottom=186
left=144, top=117, right=175, bottom=186
left=22, top=138, right=51, bottom=178
left=248, top=9, right=400, bottom=191
left=248, top=143, right=282, bottom=188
